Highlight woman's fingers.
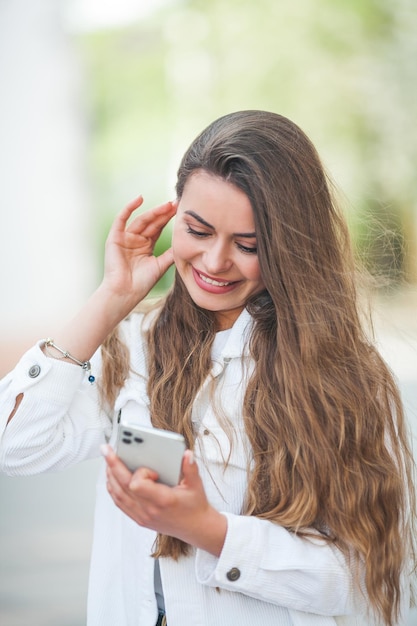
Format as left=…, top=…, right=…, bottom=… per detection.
left=103, top=447, right=173, bottom=525
left=102, top=445, right=132, bottom=489
left=106, top=198, right=176, bottom=266
left=103, top=445, right=225, bottom=552
left=113, top=197, right=175, bottom=233
left=110, top=195, right=144, bottom=233
left=155, top=247, right=174, bottom=276
left=126, top=200, right=177, bottom=237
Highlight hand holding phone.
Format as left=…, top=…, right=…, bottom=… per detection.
left=116, top=422, right=186, bottom=487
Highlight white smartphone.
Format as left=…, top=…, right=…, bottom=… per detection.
left=116, top=422, right=186, bottom=487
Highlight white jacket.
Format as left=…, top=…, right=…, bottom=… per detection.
left=0, top=309, right=409, bottom=625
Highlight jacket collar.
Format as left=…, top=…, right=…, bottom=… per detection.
left=219, top=308, right=253, bottom=360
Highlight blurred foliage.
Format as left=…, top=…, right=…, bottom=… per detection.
left=75, top=0, right=417, bottom=291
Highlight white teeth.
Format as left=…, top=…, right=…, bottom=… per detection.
left=199, top=273, right=230, bottom=287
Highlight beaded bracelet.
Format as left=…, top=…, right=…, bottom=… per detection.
left=43, top=338, right=95, bottom=383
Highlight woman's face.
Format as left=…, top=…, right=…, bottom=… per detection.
left=172, top=170, right=265, bottom=330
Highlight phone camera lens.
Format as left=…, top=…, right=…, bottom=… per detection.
left=134, top=437, right=144, bottom=443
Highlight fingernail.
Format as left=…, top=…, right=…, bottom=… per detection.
left=100, top=444, right=110, bottom=457
left=187, top=450, right=194, bottom=464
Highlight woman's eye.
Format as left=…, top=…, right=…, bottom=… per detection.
left=186, top=226, right=210, bottom=238
left=237, top=242, right=258, bottom=254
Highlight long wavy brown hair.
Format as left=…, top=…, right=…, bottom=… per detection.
left=101, top=111, right=416, bottom=625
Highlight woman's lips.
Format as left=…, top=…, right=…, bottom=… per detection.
left=192, top=267, right=239, bottom=293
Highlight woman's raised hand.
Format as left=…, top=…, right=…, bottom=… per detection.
left=102, top=196, right=176, bottom=309
left=45, top=197, right=176, bottom=363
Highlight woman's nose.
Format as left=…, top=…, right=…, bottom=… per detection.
left=203, top=240, right=232, bottom=274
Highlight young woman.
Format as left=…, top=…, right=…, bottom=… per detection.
left=0, top=110, right=415, bottom=626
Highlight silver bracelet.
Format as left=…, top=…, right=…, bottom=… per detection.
left=43, top=338, right=95, bottom=384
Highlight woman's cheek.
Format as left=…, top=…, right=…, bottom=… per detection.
left=245, top=257, right=263, bottom=282
left=172, top=230, right=193, bottom=267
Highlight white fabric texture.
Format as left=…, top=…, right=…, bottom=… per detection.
left=0, top=309, right=410, bottom=626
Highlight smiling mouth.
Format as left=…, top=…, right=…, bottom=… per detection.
left=197, top=271, right=234, bottom=287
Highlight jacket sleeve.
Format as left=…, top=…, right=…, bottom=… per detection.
left=194, top=512, right=368, bottom=617
left=0, top=342, right=112, bottom=475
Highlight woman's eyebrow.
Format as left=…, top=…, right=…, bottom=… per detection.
left=184, top=210, right=256, bottom=238
left=185, top=210, right=213, bottom=229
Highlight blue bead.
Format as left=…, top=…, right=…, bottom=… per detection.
left=88, top=375, right=95, bottom=383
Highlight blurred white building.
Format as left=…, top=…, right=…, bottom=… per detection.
left=0, top=0, right=96, bottom=375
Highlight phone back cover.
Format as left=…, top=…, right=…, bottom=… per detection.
left=116, top=424, right=186, bottom=487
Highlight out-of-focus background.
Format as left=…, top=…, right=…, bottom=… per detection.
left=0, top=0, right=416, bottom=624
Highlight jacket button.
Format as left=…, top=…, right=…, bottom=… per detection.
left=226, top=567, right=241, bottom=581
left=28, top=364, right=41, bottom=378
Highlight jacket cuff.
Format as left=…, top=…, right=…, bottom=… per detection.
left=9, top=342, right=85, bottom=404
left=195, top=512, right=261, bottom=590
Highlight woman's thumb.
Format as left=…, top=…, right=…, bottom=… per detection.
left=181, top=450, right=199, bottom=484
